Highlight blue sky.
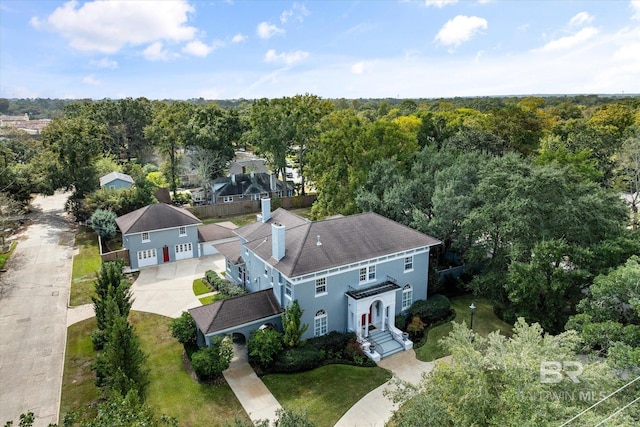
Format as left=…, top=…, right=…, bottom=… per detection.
left=1, top=0, right=639, bottom=100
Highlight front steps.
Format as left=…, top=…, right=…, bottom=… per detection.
left=368, top=329, right=405, bottom=359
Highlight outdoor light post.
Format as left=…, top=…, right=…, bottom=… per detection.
left=469, top=302, right=476, bottom=331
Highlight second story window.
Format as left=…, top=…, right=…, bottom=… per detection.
left=315, top=277, right=327, bottom=296
left=404, top=256, right=413, bottom=271
left=141, top=232, right=150, bottom=242
left=179, top=226, right=186, bottom=236
left=359, top=265, right=376, bottom=283
left=285, top=281, right=292, bottom=297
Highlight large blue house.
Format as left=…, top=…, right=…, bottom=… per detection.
left=191, top=199, right=440, bottom=359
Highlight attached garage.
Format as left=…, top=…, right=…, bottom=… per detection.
left=137, top=248, right=157, bottom=268
left=175, top=243, right=193, bottom=260
left=197, top=222, right=239, bottom=256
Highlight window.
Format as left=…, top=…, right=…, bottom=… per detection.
left=223, top=195, right=233, bottom=203
left=285, top=281, right=292, bottom=297
left=137, top=249, right=156, bottom=259
left=359, top=265, right=376, bottom=283
left=141, top=232, right=150, bottom=242
left=179, top=226, right=186, bottom=236
left=402, top=285, right=413, bottom=310
left=314, top=310, right=328, bottom=337
left=251, top=194, right=260, bottom=201
left=264, top=265, right=269, bottom=277
left=175, top=243, right=192, bottom=253
left=404, top=256, right=413, bottom=271
left=315, top=278, right=327, bottom=295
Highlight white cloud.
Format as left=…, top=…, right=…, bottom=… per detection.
left=182, top=40, right=219, bottom=57
left=281, top=3, right=310, bottom=24
left=632, top=0, right=640, bottom=20
left=264, top=49, right=308, bottom=65
left=435, top=15, right=488, bottom=48
left=142, top=41, right=171, bottom=61
left=569, top=12, right=594, bottom=27
left=232, top=33, right=247, bottom=43
left=257, top=22, right=284, bottom=39
left=424, top=0, right=458, bottom=7
left=536, top=27, right=599, bottom=52
left=31, top=0, right=196, bottom=54
left=351, top=61, right=372, bottom=74
left=90, top=57, right=117, bottom=69
left=82, top=74, right=100, bottom=85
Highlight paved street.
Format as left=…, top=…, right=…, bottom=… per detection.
left=0, top=192, right=75, bottom=426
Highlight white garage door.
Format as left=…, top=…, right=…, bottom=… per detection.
left=137, top=249, right=157, bottom=268
left=175, top=242, right=193, bottom=260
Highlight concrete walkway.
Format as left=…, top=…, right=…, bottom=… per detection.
left=335, top=350, right=435, bottom=427
left=223, top=344, right=283, bottom=424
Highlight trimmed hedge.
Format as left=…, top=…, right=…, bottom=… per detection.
left=204, top=270, right=247, bottom=298
left=408, top=295, right=452, bottom=324
left=272, top=346, right=323, bottom=373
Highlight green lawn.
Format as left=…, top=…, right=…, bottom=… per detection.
left=0, top=241, right=17, bottom=270
left=60, top=311, right=248, bottom=426
left=414, top=294, right=513, bottom=362
left=192, top=278, right=211, bottom=296
left=70, top=226, right=102, bottom=306
left=262, top=364, right=391, bottom=427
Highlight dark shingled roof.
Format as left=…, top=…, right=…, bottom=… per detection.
left=346, top=281, right=401, bottom=300
left=243, top=211, right=441, bottom=278
left=116, top=203, right=201, bottom=235
left=235, top=208, right=309, bottom=242
left=189, top=289, right=283, bottom=335
left=197, top=222, right=238, bottom=242
left=214, top=240, right=243, bottom=264
left=213, top=173, right=293, bottom=197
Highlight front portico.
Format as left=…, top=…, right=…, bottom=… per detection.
left=346, top=281, right=413, bottom=360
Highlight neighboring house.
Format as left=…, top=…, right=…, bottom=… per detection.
left=210, top=173, right=293, bottom=204
left=228, top=159, right=268, bottom=176
left=192, top=198, right=441, bottom=360
left=188, top=187, right=207, bottom=205
left=99, top=172, right=134, bottom=191
left=116, top=203, right=202, bottom=270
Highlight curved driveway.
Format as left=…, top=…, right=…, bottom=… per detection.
left=0, top=192, right=75, bottom=426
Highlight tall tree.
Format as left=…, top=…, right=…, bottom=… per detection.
left=282, top=300, right=308, bottom=348
left=144, top=101, right=194, bottom=196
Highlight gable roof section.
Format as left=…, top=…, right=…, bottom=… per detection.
left=99, top=171, right=134, bottom=187
left=245, top=211, right=441, bottom=278
left=189, top=289, right=283, bottom=335
left=235, top=208, right=309, bottom=242
left=197, top=222, right=238, bottom=242
left=116, top=203, right=201, bottom=235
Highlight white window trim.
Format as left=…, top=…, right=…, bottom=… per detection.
left=141, top=232, right=150, bottom=243
left=223, top=195, right=233, bottom=203
left=359, top=265, right=376, bottom=284
left=315, top=277, right=327, bottom=297
left=404, top=256, right=414, bottom=272
left=285, top=281, right=293, bottom=299
left=402, top=285, right=413, bottom=310
left=179, top=226, right=187, bottom=237
left=314, top=309, right=328, bottom=337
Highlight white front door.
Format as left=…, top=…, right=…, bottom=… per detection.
left=137, top=248, right=157, bottom=268
left=175, top=242, right=193, bottom=260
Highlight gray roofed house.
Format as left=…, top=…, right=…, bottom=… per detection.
left=115, top=204, right=202, bottom=270
left=189, top=289, right=283, bottom=347
left=197, top=222, right=239, bottom=257
left=211, top=198, right=441, bottom=361
left=228, top=159, right=268, bottom=176
left=99, top=171, right=135, bottom=190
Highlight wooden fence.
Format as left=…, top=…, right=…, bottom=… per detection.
left=186, top=195, right=317, bottom=220
left=101, top=249, right=130, bottom=265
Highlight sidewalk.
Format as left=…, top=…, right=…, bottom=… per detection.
left=223, top=344, right=282, bottom=424
left=334, top=350, right=434, bottom=427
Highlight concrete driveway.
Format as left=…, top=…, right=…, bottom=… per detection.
left=130, top=254, right=226, bottom=319
left=0, top=192, right=76, bottom=426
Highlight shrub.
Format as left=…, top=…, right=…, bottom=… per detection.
left=190, top=337, right=234, bottom=382
left=308, top=331, right=353, bottom=359
left=248, top=328, right=284, bottom=368
left=408, top=295, right=452, bottom=324
left=406, top=316, right=426, bottom=340
left=395, top=314, right=408, bottom=330
left=204, top=269, right=247, bottom=297
left=272, top=346, right=323, bottom=373
left=169, top=311, right=197, bottom=348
